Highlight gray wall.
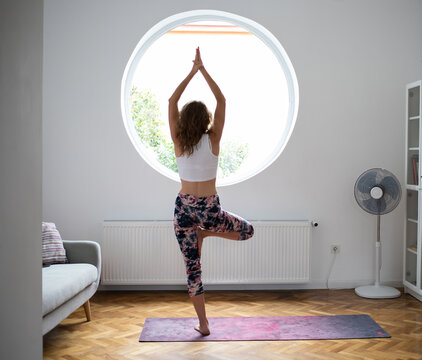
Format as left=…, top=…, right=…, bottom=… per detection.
left=0, top=0, right=43, bottom=359
left=43, top=0, right=422, bottom=289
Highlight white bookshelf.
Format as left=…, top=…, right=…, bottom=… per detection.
left=404, top=80, right=422, bottom=302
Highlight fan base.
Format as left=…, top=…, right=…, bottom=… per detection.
left=355, top=285, right=401, bottom=299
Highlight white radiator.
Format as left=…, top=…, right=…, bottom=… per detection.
left=101, top=221, right=311, bottom=285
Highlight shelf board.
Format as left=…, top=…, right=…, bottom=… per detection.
left=408, top=218, right=418, bottom=224
left=407, top=247, right=418, bottom=255
left=404, top=285, right=422, bottom=302
left=409, top=116, right=421, bottom=121
left=409, top=147, right=419, bottom=151
left=404, top=280, right=418, bottom=289
left=406, top=185, right=419, bottom=190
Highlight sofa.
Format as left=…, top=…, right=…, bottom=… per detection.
left=42, top=240, right=101, bottom=335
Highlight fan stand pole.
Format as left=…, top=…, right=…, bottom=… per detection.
left=375, top=214, right=381, bottom=287
left=355, top=215, right=401, bottom=299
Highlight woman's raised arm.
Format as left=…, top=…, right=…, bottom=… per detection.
left=168, top=49, right=203, bottom=141
left=196, top=49, right=226, bottom=141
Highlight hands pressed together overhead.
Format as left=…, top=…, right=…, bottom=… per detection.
left=191, top=47, right=204, bottom=73
left=168, top=46, right=225, bottom=144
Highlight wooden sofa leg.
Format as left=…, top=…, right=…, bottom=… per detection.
left=83, top=300, right=92, bottom=321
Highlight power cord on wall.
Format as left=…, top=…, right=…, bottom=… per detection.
left=326, top=248, right=338, bottom=290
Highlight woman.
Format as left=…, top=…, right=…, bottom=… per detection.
left=169, top=48, right=254, bottom=336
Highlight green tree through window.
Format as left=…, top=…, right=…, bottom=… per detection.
left=131, top=87, right=248, bottom=179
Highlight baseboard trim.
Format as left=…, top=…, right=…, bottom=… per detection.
left=98, top=280, right=403, bottom=292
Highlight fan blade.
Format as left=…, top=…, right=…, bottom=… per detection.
left=362, top=198, right=386, bottom=214
left=380, top=176, right=399, bottom=200
left=377, top=198, right=387, bottom=213
left=356, top=170, right=377, bottom=194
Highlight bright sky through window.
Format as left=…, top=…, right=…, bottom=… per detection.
left=128, top=19, right=294, bottom=185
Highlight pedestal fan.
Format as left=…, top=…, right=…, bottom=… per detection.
left=354, top=168, right=402, bottom=299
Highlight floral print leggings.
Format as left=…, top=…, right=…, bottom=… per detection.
left=174, top=193, right=254, bottom=297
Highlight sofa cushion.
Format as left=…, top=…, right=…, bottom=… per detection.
left=42, top=263, right=98, bottom=316
left=42, top=222, right=68, bottom=265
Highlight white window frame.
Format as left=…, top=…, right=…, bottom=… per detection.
left=121, top=9, right=299, bottom=186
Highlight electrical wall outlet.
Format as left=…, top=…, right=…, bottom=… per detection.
left=330, top=245, right=340, bottom=254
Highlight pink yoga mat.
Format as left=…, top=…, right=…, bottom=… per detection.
left=139, top=315, right=390, bottom=342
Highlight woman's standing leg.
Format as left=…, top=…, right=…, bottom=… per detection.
left=191, top=294, right=209, bottom=335
left=174, top=195, right=210, bottom=335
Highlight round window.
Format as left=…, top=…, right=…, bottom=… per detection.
left=121, top=10, right=298, bottom=186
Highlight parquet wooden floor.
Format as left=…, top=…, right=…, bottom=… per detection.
left=43, top=289, right=422, bottom=360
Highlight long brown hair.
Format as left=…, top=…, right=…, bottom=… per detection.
left=176, top=101, right=212, bottom=156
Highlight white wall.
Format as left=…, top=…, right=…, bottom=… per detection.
left=0, top=0, right=43, bottom=359
left=43, top=0, right=422, bottom=289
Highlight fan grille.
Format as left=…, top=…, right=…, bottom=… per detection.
left=354, top=168, right=401, bottom=215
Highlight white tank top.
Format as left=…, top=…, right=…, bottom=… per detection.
left=176, top=133, right=218, bottom=182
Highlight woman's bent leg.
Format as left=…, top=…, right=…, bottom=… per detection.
left=197, top=229, right=239, bottom=257
left=223, top=210, right=254, bottom=240
left=200, top=228, right=239, bottom=240
left=204, top=208, right=254, bottom=241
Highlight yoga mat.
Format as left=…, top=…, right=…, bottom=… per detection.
left=139, top=314, right=390, bottom=342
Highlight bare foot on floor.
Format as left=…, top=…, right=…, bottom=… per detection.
left=194, top=322, right=210, bottom=336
